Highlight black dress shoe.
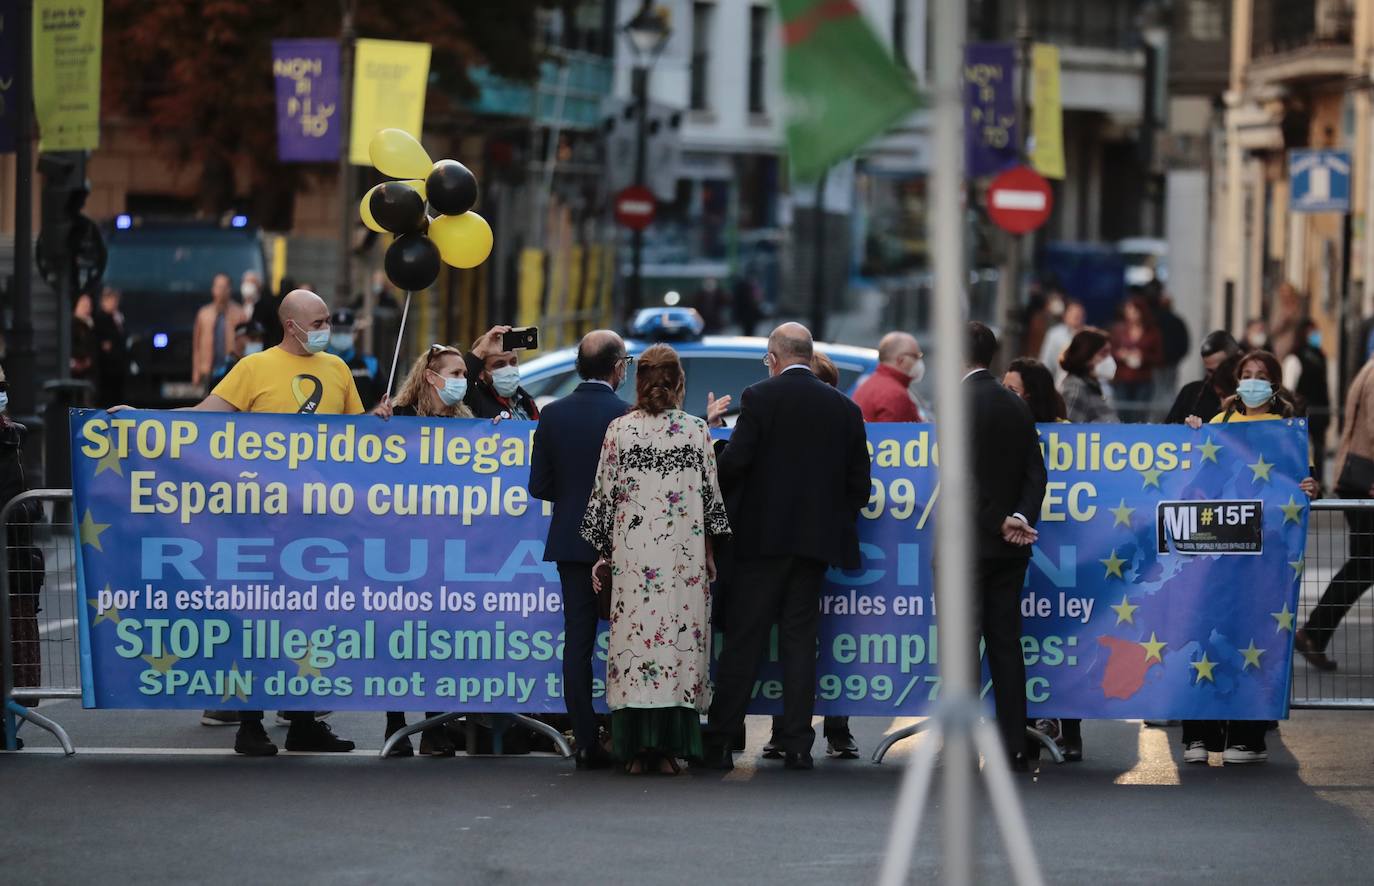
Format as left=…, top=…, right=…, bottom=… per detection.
left=575, top=748, right=614, bottom=770
left=825, top=732, right=859, bottom=760
left=762, top=735, right=784, bottom=759
left=1061, top=737, right=1083, bottom=762
left=1009, top=753, right=1030, bottom=773
left=784, top=751, right=814, bottom=771
left=693, top=744, right=734, bottom=771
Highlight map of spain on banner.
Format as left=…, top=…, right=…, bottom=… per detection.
left=70, top=413, right=1309, bottom=720
left=349, top=38, right=430, bottom=165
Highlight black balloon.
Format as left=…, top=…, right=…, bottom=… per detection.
left=369, top=181, right=427, bottom=234
left=426, top=159, right=479, bottom=216
left=384, top=234, right=441, bottom=291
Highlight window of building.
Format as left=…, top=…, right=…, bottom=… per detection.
left=690, top=2, right=713, bottom=112
left=1187, top=0, right=1225, bottom=41
left=893, top=0, right=909, bottom=69
left=748, top=5, right=769, bottom=115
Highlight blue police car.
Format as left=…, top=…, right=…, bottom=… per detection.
left=520, top=308, right=879, bottom=418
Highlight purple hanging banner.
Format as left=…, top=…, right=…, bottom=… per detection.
left=272, top=38, right=341, bottom=163
left=964, top=42, right=1018, bottom=179
left=0, top=0, right=18, bottom=154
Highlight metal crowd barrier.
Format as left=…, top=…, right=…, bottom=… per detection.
left=7, top=488, right=1371, bottom=756
left=1292, top=500, right=1374, bottom=709
left=1, top=489, right=79, bottom=754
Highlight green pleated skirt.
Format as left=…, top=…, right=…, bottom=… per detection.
left=611, top=706, right=703, bottom=761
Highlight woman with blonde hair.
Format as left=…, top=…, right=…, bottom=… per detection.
left=581, top=344, right=731, bottom=774
left=382, top=344, right=472, bottom=755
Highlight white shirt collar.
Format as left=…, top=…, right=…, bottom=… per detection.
left=782, top=364, right=811, bottom=374
left=962, top=368, right=988, bottom=381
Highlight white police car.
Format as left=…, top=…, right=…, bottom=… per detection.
left=520, top=308, right=879, bottom=419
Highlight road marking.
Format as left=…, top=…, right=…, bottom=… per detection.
left=39, top=618, right=78, bottom=636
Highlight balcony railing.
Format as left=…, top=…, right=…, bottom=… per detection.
left=1252, top=0, right=1353, bottom=57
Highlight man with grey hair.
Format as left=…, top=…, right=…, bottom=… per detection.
left=854, top=331, right=926, bottom=423
left=700, top=323, right=872, bottom=771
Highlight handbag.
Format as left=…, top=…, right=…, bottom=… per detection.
left=594, top=560, right=613, bottom=620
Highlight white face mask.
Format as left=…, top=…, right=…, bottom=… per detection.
left=243, top=342, right=264, bottom=356
left=437, top=377, right=468, bottom=406
left=1094, top=355, right=1117, bottom=381
left=241, top=282, right=259, bottom=301
left=907, top=357, right=926, bottom=385
left=491, top=365, right=521, bottom=398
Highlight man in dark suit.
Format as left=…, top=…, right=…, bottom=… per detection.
left=965, top=321, right=1048, bottom=770
left=529, top=330, right=631, bottom=769
left=701, top=323, right=872, bottom=771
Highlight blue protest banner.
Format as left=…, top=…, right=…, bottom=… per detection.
left=964, top=42, right=1018, bottom=178
left=272, top=39, right=341, bottom=163
left=70, top=412, right=1309, bottom=720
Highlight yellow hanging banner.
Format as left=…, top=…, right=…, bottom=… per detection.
left=348, top=39, right=431, bottom=165
left=1030, top=43, right=1064, bottom=181
left=33, top=0, right=103, bottom=151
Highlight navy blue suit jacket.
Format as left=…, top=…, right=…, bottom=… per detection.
left=528, top=381, right=630, bottom=564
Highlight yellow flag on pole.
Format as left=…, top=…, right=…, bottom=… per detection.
left=1030, top=43, right=1064, bottom=180
left=33, top=0, right=103, bottom=151
left=349, top=39, right=431, bottom=165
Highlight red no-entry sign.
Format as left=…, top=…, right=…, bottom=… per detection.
left=987, top=165, right=1053, bottom=235
left=614, top=185, right=656, bottom=232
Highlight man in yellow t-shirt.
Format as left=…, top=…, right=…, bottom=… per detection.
left=112, top=289, right=366, bottom=756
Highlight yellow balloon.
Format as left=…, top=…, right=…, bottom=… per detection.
left=400, top=179, right=427, bottom=202
left=368, top=128, right=433, bottom=179
left=430, top=212, right=493, bottom=269
left=359, top=184, right=385, bottom=233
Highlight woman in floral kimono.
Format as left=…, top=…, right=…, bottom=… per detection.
left=581, top=344, right=731, bottom=774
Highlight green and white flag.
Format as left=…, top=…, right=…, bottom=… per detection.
left=777, top=0, right=920, bottom=182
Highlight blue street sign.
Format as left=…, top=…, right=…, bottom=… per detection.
left=1289, top=149, right=1351, bottom=213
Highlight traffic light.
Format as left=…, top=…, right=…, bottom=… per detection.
left=36, top=151, right=105, bottom=294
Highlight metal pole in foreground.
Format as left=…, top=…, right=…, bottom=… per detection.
left=629, top=65, right=648, bottom=316
left=337, top=0, right=358, bottom=314
left=926, top=0, right=978, bottom=878
left=11, top=0, right=37, bottom=420
left=878, top=1, right=1043, bottom=885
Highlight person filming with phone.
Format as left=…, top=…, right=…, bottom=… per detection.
left=464, top=325, right=540, bottom=420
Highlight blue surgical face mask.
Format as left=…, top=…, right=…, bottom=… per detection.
left=293, top=322, right=331, bottom=354
left=243, top=342, right=264, bottom=356
left=1237, top=378, right=1274, bottom=408
left=438, top=377, right=468, bottom=406
left=329, top=332, right=355, bottom=354
left=0, top=392, right=8, bottom=413
left=491, top=365, right=521, bottom=398
left=1308, top=331, right=1322, bottom=350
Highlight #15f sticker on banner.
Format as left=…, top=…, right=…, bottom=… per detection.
left=1156, top=500, right=1264, bottom=555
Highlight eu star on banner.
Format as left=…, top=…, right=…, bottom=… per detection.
left=776, top=0, right=921, bottom=183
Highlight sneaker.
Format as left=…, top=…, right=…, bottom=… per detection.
left=275, top=711, right=334, bottom=727
left=1183, top=741, right=1209, bottom=764
left=825, top=732, right=860, bottom=760
left=1222, top=745, right=1268, bottom=765
left=285, top=719, right=355, bottom=753
left=201, top=710, right=241, bottom=727
left=234, top=720, right=278, bottom=757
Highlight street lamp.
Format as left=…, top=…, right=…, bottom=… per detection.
left=622, top=3, right=671, bottom=315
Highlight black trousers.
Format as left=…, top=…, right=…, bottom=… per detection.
left=708, top=556, right=828, bottom=755
left=557, top=562, right=602, bottom=754
left=1182, top=720, right=1266, bottom=752
left=771, top=715, right=851, bottom=739
left=976, top=557, right=1030, bottom=758
left=1302, top=509, right=1374, bottom=649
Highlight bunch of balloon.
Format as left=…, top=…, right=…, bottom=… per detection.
left=358, top=128, right=495, bottom=394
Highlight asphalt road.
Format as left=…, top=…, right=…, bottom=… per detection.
left=3, top=707, right=1373, bottom=885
